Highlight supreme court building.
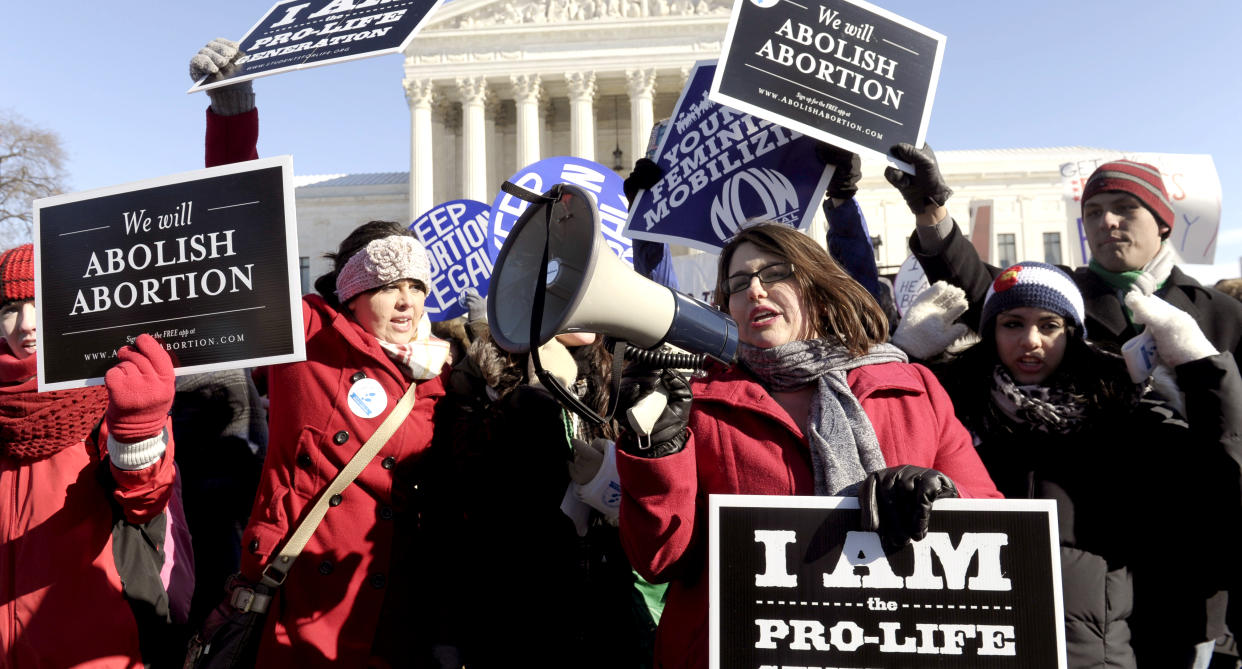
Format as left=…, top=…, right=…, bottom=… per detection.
left=290, top=0, right=1191, bottom=299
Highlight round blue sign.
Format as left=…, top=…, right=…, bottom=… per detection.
left=409, top=199, right=492, bottom=322
left=488, top=156, right=633, bottom=266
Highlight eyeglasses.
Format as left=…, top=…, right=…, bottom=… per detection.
left=723, top=262, right=794, bottom=296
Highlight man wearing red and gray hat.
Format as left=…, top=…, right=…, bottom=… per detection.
left=885, top=144, right=1242, bottom=669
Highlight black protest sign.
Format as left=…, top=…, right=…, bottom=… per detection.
left=709, top=496, right=1065, bottom=668
left=188, top=0, right=448, bottom=93
left=33, top=156, right=305, bottom=390
left=710, top=0, right=945, bottom=164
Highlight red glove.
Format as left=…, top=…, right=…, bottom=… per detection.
left=105, top=334, right=175, bottom=442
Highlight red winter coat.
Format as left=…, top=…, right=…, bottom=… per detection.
left=239, top=295, right=447, bottom=666
left=617, top=361, right=1001, bottom=669
left=0, top=348, right=177, bottom=668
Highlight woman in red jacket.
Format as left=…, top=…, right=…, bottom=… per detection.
left=233, top=221, right=451, bottom=667
left=616, top=223, right=1001, bottom=669
left=0, top=243, right=179, bottom=668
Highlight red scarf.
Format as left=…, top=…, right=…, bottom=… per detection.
left=0, top=348, right=108, bottom=462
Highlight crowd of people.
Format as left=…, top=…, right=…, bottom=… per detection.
left=2, top=38, right=1240, bottom=669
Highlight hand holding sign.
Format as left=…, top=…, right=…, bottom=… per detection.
left=105, top=334, right=176, bottom=444
left=859, top=464, right=959, bottom=554
left=884, top=143, right=953, bottom=214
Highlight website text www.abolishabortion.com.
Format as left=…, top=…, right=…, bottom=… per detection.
left=82, top=330, right=246, bottom=361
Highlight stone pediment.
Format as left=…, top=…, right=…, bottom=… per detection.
left=425, top=0, right=733, bottom=30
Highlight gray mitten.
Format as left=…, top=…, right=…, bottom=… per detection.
left=1125, top=290, right=1217, bottom=367
left=458, top=287, right=487, bottom=325
left=190, top=38, right=254, bottom=116
left=889, top=281, right=970, bottom=360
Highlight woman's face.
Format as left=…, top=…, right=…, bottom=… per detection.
left=0, top=300, right=36, bottom=360
left=726, top=242, right=812, bottom=348
left=348, top=279, right=427, bottom=346
left=993, top=307, right=1068, bottom=385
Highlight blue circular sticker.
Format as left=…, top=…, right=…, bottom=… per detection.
left=488, top=156, right=633, bottom=266
left=410, top=199, right=492, bottom=322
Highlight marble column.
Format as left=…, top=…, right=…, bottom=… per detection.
left=565, top=71, right=597, bottom=161
left=403, top=78, right=436, bottom=222
left=456, top=76, right=489, bottom=203
left=626, top=68, right=657, bottom=161
left=511, top=74, right=542, bottom=169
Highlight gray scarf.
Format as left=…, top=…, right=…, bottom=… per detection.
left=739, top=339, right=908, bottom=495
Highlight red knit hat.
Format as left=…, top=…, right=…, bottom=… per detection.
left=0, top=244, right=34, bottom=304
left=1081, top=160, right=1175, bottom=237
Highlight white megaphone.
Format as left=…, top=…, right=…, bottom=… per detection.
left=487, top=182, right=738, bottom=365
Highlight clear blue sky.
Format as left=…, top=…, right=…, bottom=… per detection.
left=3, top=0, right=1240, bottom=281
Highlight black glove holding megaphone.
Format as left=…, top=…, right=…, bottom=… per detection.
left=615, top=367, right=692, bottom=459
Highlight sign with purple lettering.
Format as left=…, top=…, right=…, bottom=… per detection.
left=709, top=495, right=1065, bottom=668
left=624, top=60, right=831, bottom=254
left=710, top=0, right=945, bottom=167
left=188, top=0, right=447, bottom=93
left=489, top=156, right=633, bottom=265
left=409, top=199, right=493, bottom=322
left=33, top=156, right=304, bottom=391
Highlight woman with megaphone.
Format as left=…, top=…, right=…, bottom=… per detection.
left=614, top=222, right=1002, bottom=669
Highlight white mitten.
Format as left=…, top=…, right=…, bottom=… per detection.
left=573, top=440, right=621, bottom=524
left=527, top=338, right=577, bottom=389
left=889, top=281, right=970, bottom=359
left=1124, top=290, right=1217, bottom=367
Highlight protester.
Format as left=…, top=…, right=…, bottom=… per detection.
left=615, top=223, right=1001, bottom=669
left=210, top=221, right=451, bottom=666
left=886, top=144, right=1242, bottom=663
left=0, top=243, right=183, bottom=668
left=433, top=321, right=659, bottom=668
left=188, top=39, right=453, bottom=667
left=894, top=262, right=1242, bottom=668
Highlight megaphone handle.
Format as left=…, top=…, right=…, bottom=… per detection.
left=627, top=386, right=669, bottom=437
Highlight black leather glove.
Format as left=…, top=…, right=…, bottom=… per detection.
left=883, top=143, right=953, bottom=214
left=623, top=158, right=665, bottom=205
left=615, top=368, right=692, bottom=458
left=859, top=465, right=959, bottom=553
left=816, top=143, right=861, bottom=200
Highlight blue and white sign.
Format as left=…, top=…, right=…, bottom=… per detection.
left=624, top=60, right=832, bottom=254
left=488, top=156, right=633, bottom=266
left=410, top=199, right=492, bottom=322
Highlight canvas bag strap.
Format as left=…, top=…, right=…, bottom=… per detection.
left=258, top=383, right=420, bottom=588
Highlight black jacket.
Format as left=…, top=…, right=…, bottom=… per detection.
left=933, top=350, right=1241, bottom=669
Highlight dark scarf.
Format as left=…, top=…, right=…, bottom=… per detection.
left=1, top=351, right=108, bottom=462
left=739, top=338, right=907, bottom=495
left=988, top=365, right=1087, bottom=435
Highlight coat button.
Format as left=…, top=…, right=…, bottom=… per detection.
left=329, top=494, right=343, bottom=507
left=370, top=573, right=387, bottom=589
left=296, top=453, right=312, bottom=469
left=378, top=506, right=394, bottom=521
left=350, top=371, right=366, bottom=383
left=333, top=430, right=349, bottom=445
left=248, top=538, right=260, bottom=553
left=381, top=457, right=396, bottom=470
left=318, top=560, right=334, bottom=575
